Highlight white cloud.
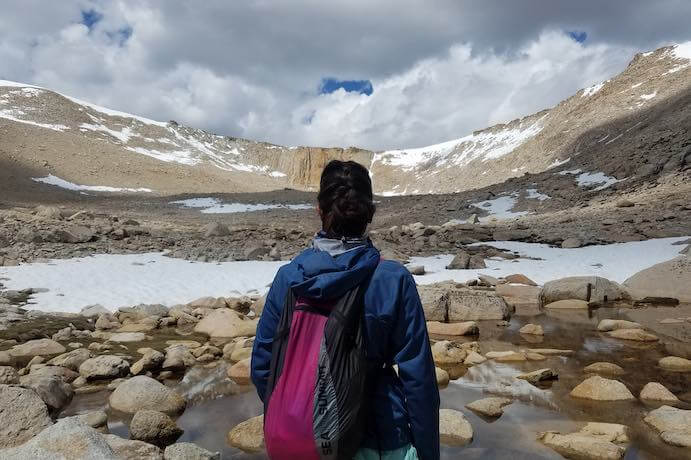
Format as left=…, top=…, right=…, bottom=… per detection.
left=0, top=1, right=689, bottom=151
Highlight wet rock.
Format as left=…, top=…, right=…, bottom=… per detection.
left=131, top=348, right=165, bottom=375
left=516, top=368, right=558, bottom=384
left=109, top=375, right=186, bottom=415
left=0, top=417, right=117, bottom=458
left=658, top=356, right=691, bottom=372
left=228, top=357, right=251, bottom=385
left=466, top=397, right=512, bottom=417
left=519, top=323, right=544, bottom=335
left=435, top=367, right=450, bottom=387
left=194, top=309, right=258, bottom=338
left=20, top=374, right=74, bottom=414
left=227, top=415, right=264, bottom=452
left=541, top=276, right=629, bottom=305
left=597, top=319, right=642, bottom=332
left=0, top=384, right=53, bottom=448
left=570, top=376, right=635, bottom=401
left=162, top=345, right=196, bottom=372
left=623, top=257, right=691, bottom=303
left=606, top=328, right=658, bottom=342
left=79, top=355, right=130, bottom=381
left=644, top=405, right=691, bottom=448
left=561, top=237, right=583, bottom=248
left=129, top=409, right=184, bottom=447
left=439, top=409, right=473, bottom=446
left=432, top=341, right=468, bottom=364
left=583, top=362, right=625, bottom=376
left=640, top=382, right=679, bottom=402
left=503, top=274, right=537, bottom=286
left=463, top=351, right=487, bottom=365
left=427, top=321, right=478, bottom=336
left=9, top=338, right=66, bottom=358
left=538, top=422, right=629, bottom=460
left=202, top=222, right=230, bottom=238
left=544, top=299, right=589, bottom=309
left=103, top=433, right=163, bottom=459
left=0, top=365, right=19, bottom=383
left=164, top=443, right=221, bottom=460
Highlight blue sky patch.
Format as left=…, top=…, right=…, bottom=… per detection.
left=320, top=78, right=373, bottom=96
left=81, top=9, right=103, bottom=29
left=568, top=30, right=588, bottom=43
left=107, top=26, right=133, bottom=46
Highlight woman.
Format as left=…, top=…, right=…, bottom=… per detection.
left=251, top=160, right=440, bottom=460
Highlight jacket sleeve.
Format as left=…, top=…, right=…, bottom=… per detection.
left=250, top=268, right=288, bottom=402
left=392, top=273, right=440, bottom=460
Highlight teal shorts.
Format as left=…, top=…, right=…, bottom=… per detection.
left=353, top=444, right=419, bottom=460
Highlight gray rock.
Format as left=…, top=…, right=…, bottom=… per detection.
left=52, top=225, right=95, bottom=243
left=439, top=409, right=473, bottom=446
left=9, top=338, right=66, bottom=358
left=538, top=422, right=629, bottom=459
left=0, top=417, right=117, bottom=459
left=541, top=276, right=629, bottom=305
left=80, top=304, right=110, bottom=317
left=446, top=251, right=470, bottom=269
left=162, top=345, right=196, bottom=372
left=194, top=309, right=258, bottom=338
left=19, top=374, right=74, bottom=414
left=103, top=434, right=164, bottom=459
left=0, top=365, right=19, bottom=384
left=623, top=257, right=691, bottom=303
left=0, top=384, right=53, bottom=448
left=131, top=348, right=165, bottom=375
left=79, top=355, right=130, bottom=381
left=164, top=442, right=221, bottom=460
left=129, top=409, right=184, bottom=447
left=109, top=375, right=186, bottom=415
left=66, top=410, right=109, bottom=433
left=561, top=237, right=583, bottom=248
left=48, top=348, right=93, bottom=371
left=644, top=405, right=691, bottom=448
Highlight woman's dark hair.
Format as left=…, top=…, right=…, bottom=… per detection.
left=317, top=160, right=376, bottom=238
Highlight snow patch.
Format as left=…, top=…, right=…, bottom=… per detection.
left=0, top=109, right=69, bottom=131
left=581, top=82, right=604, bottom=97
left=80, top=123, right=132, bottom=143
left=471, top=194, right=529, bottom=221
left=525, top=188, right=550, bottom=201
left=171, top=197, right=313, bottom=214
left=640, top=92, right=657, bottom=100
left=672, top=42, right=691, bottom=60
left=547, top=157, right=570, bottom=169
left=630, top=82, right=643, bottom=89
left=125, top=146, right=200, bottom=165
left=32, top=175, right=153, bottom=193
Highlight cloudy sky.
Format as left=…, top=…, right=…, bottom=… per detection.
left=1, top=1, right=690, bottom=151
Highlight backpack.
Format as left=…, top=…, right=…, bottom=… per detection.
left=263, top=283, right=375, bottom=460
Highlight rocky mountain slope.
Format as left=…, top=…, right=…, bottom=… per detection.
left=0, top=44, right=689, bottom=199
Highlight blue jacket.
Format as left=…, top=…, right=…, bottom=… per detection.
left=251, top=238, right=440, bottom=460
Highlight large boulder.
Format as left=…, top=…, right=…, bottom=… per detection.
left=9, top=338, right=66, bottom=358
left=541, top=276, right=629, bottom=305
left=164, top=443, right=221, bottom=460
left=227, top=415, right=264, bottom=452
left=0, top=384, right=53, bottom=448
left=420, top=283, right=510, bottom=321
left=570, top=376, right=635, bottom=401
left=129, top=410, right=184, bottom=447
left=194, top=309, right=258, bottom=338
left=109, top=375, right=186, bottom=415
left=439, top=409, right=473, bottom=446
left=538, top=422, right=629, bottom=460
left=79, top=355, right=130, bottom=381
left=19, top=374, right=74, bottom=414
left=0, top=418, right=117, bottom=459
left=644, top=405, right=691, bottom=448
left=623, top=257, right=691, bottom=303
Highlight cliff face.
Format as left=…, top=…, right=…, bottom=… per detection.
left=1, top=44, right=689, bottom=196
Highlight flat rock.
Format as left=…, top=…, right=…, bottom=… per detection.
left=494, top=352, right=528, bottom=362
left=538, top=422, right=629, bottom=460
left=107, top=332, right=147, bottom=343
left=658, top=356, right=691, bottom=372
left=194, top=309, right=258, bottom=338
left=0, top=417, right=117, bottom=459
left=527, top=348, right=574, bottom=356
left=519, top=323, right=544, bottom=335
left=164, top=443, right=221, bottom=460
left=427, top=321, right=478, bottom=336
left=9, top=338, right=66, bottom=358
left=227, top=415, right=264, bottom=452
left=584, top=362, right=626, bottom=376
left=640, top=382, right=679, bottom=402
left=644, top=405, right=691, bottom=447
left=597, top=319, right=642, bottom=332
left=109, top=375, right=186, bottom=415
left=463, top=351, right=487, bottom=365
left=570, top=376, right=635, bottom=401
left=544, top=299, right=589, bottom=309
left=79, top=355, right=130, bottom=381
left=516, top=368, right=558, bottom=384
left=606, top=328, right=658, bottom=342
left=465, top=397, right=512, bottom=417
left=439, top=409, right=473, bottom=446
left=0, top=384, right=53, bottom=448
left=503, top=274, right=537, bottom=286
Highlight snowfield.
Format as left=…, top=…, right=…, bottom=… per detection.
left=171, top=197, right=313, bottom=214
left=32, top=175, right=153, bottom=193
left=2, top=237, right=686, bottom=313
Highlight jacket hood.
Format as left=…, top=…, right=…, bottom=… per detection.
left=289, top=236, right=380, bottom=299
